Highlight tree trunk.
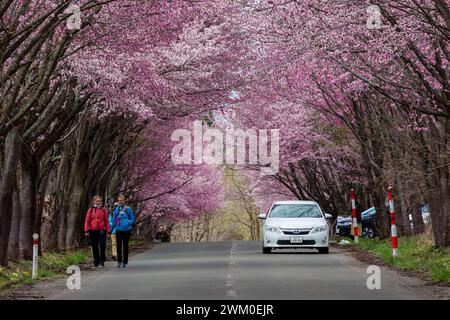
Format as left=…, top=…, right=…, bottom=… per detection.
left=205, top=215, right=211, bottom=242
left=408, top=191, right=425, bottom=235
left=395, top=195, right=406, bottom=237
left=8, top=184, right=21, bottom=261
left=18, top=152, right=38, bottom=259
left=40, top=156, right=65, bottom=251
left=0, top=128, right=20, bottom=266
left=372, top=188, right=390, bottom=240
left=397, top=185, right=412, bottom=236
left=56, top=146, right=71, bottom=251
left=189, top=220, right=194, bottom=242
left=65, top=177, right=85, bottom=249
left=429, top=189, right=450, bottom=247
left=41, top=194, right=58, bottom=251
left=57, top=204, right=68, bottom=250
left=426, top=118, right=450, bottom=248
left=65, top=121, right=91, bottom=249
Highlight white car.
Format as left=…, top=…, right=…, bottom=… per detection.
left=259, top=201, right=332, bottom=254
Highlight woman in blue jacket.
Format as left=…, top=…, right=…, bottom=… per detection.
left=111, top=195, right=135, bottom=268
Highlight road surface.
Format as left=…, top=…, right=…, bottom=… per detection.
left=51, top=241, right=431, bottom=300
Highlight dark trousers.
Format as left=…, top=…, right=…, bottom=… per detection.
left=116, top=230, right=131, bottom=264
left=89, top=230, right=107, bottom=266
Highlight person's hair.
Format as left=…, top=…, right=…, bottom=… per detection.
left=92, top=195, right=102, bottom=203
left=118, top=195, right=126, bottom=201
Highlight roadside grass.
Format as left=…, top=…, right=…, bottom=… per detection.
left=129, top=238, right=146, bottom=247
left=0, top=250, right=90, bottom=295
left=354, top=234, right=450, bottom=283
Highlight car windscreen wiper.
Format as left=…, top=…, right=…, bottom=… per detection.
left=296, top=207, right=315, bottom=218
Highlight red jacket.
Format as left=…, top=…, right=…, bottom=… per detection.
left=84, top=207, right=111, bottom=233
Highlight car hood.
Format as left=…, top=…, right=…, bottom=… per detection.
left=337, top=216, right=352, bottom=224
left=265, top=218, right=326, bottom=228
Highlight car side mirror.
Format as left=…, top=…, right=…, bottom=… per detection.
left=258, top=213, right=267, bottom=220
left=324, top=213, right=333, bottom=219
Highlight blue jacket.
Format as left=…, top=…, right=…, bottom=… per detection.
left=111, top=206, right=135, bottom=232
left=108, top=213, right=117, bottom=234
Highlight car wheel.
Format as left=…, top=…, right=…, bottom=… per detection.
left=318, top=247, right=329, bottom=254
left=262, top=247, right=271, bottom=254
left=363, top=226, right=375, bottom=238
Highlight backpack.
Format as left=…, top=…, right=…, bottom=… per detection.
left=113, top=206, right=134, bottom=230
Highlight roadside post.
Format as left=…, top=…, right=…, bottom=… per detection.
left=351, top=189, right=359, bottom=244
left=32, top=233, right=39, bottom=279
left=387, top=187, right=398, bottom=257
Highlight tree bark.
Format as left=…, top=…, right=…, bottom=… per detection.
left=40, top=155, right=64, bottom=251
left=18, top=151, right=38, bottom=259
left=371, top=186, right=390, bottom=240
left=65, top=174, right=86, bottom=249
left=65, top=120, right=90, bottom=249
left=397, top=185, right=413, bottom=236
left=57, top=203, right=68, bottom=250
left=41, top=194, right=58, bottom=251
left=426, top=118, right=450, bottom=247
left=0, top=128, right=20, bottom=266
left=8, top=183, right=21, bottom=261
left=429, top=188, right=450, bottom=247
left=408, top=191, right=425, bottom=235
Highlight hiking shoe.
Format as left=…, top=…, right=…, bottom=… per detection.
left=122, top=264, right=127, bottom=268
left=117, top=263, right=122, bottom=268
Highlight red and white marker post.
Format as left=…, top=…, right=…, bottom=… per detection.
left=32, top=233, right=39, bottom=279
left=387, top=188, right=398, bottom=257
left=351, top=189, right=359, bottom=244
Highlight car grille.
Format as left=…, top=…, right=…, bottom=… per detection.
left=277, top=240, right=316, bottom=245
left=280, top=228, right=311, bottom=235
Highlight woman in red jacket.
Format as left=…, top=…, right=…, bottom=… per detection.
left=84, top=195, right=110, bottom=267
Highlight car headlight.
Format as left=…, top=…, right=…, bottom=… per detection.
left=311, top=225, right=328, bottom=234
left=265, top=225, right=282, bottom=233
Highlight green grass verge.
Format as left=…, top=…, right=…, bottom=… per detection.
left=129, top=239, right=146, bottom=246
left=355, top=235, right=450, bottom=283
left=0, top=250, right=90, bottom=294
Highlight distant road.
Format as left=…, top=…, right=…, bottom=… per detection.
left=51, top=240, right=432, bottom=300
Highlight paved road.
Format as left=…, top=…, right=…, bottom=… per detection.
left=51, top=241, right=431, bottom=300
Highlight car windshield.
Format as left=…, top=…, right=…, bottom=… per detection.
left=268, top=204, right=323, bottom=218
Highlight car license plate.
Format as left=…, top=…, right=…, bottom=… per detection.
left=290, top=236, right=303, bottom=243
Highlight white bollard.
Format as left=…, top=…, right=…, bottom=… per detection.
left=32, top=233, right=39, bottom=279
